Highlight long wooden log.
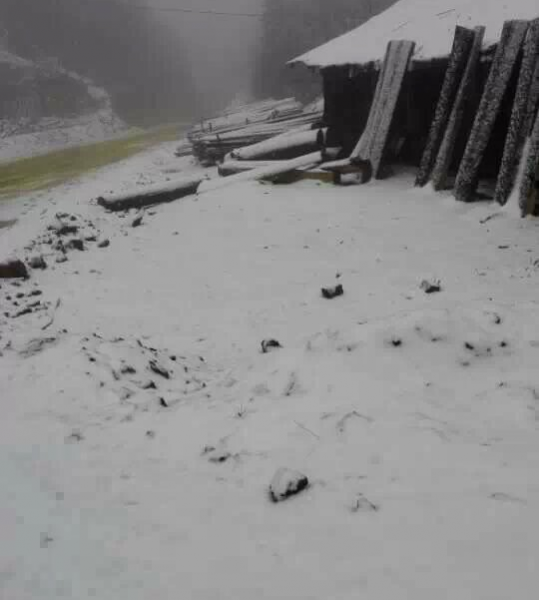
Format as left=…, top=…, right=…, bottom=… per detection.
left=228, top=127, right=325, bottom=162
left=415, top=26, right=475, bottom=187
left=218, top=160, right=283, bottom=177
left=519, top=109, right=539, bottom=216
left=494, top=19, right=539, bottom=205
left=97, top=176, right=204, bottom=212
left=431, top=27, right=485, bottom=191
left=197, top=152, right=322, bottom=194
left=454, top=20, right=529, bottom=203
left=352, top=40, right=415, bottom=179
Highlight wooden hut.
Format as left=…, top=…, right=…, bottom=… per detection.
left=290, top=0, right=539, bottom=213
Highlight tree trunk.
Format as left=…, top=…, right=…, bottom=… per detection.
left=454, top=20, right=529, bottom=202
left=432, top=27, right=485, bottom=191
left=416, top=26, right=475, bottom=187
left=494, top=19, right=539, bottom=205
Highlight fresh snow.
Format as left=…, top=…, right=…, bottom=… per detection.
left=292, top=0, right=539, bottom=68
left=1, top=145, right=539, bottom=599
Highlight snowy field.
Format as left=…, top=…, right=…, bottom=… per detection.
left=1, top=143, right=539, bottom=598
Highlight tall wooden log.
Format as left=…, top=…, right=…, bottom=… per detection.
left=415, top=26, right=475, bottom=187
left=432, top=27, right=485, bottom=191
left=454, top=20, right=529, bottom=202
left=519, top=108, right=539, bottom=216
left=494, top=19, right=539, bottom=205
left=351, top=40, right=415, bottom=179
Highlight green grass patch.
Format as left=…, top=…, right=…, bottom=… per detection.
left=0, top=123, right=185, bottom=200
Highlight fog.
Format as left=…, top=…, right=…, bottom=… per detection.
left=152, top=0, right=265, bottom=111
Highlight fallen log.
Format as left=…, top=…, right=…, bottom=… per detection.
left=197, top=152, right=322, bottom=194
left=96, top=175, right=204, bottom=212
left=218, top=160, right=283, bottom=177
left=228, top=127, right=326, bottom=162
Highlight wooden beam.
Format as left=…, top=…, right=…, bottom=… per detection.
left=454, top=20, right=529, bottom=202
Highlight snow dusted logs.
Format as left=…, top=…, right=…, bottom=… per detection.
left=96, top=175, right=204, bottom=212
left=415, top=26, right=476, bottom=187
left=227, top=127, right=326, bottom=162
left=431, top=26, right=485, bottom=191
left=519, top=109, right=539, bottom=216
left=197, top=152, right=322, bottom=194
left=495, top=19, right=539, bottom=205
left=188, top=98, right=323, bottom=165
left=454, top=20, right=529, bottom=202
left=351, top=40, right=415, bottom=179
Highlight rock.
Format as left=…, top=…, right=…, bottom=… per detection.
left=420, top=279, right=442, bottom=294
left=269, top=468, right=309, bottom=502
left=67, top=239, right=85, bottom=252
left=261, top=339, right=282, bottom=354
left=149, top=360, right=170, bottom=379
left=321, top=284, right=344, bottom=299
left=85, top=235, right=97, bottom=242
left=97, top=238, right=110, bottom=248
left=132, top=215, right=143, bottom=228
left=351, top=494, right=379, bottom=513
left=0, top=259, right=29, bottom=279
left=55, top=255, right=68, bottom=264
left=202, top=446, right=233, bottom=464
left=29, top=255, right=47, bottom=270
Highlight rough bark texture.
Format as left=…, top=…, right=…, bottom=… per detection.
left=454, top=20, right=529, bottom=202
left=415, top=26, right=475, bottom=187
left=97, top=177, right=204, bottom=212
left=494, top=19, right=539, bottom=205
left=519, top=109, right=539, bottom=216
left=352, top=40, right=415, bottom=179
left=432, top=27, right=485, bottom=191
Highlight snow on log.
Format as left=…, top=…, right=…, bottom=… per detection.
left=416, top=26, right=475, bottom=187
left=432, top=27, right=485, bottom=191
left=351, top=40, right=415, bottom=179
left=218, top=160, right=284, bottom=177
left=197, top=152, right=322, bottom=194
left=228, top=127, right=326, bottom=162
left=494, top=19, right=539, bottom=205
left=454, top=20, right=529, bottom=203
left=96, top=176, right=204, bottom=212
left=519, top=109, right=539, bottom=216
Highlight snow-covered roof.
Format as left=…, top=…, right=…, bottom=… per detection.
left=291, top=0, right=538, bottom=68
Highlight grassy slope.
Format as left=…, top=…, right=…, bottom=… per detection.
left=0, top=124, right=183, bottom=199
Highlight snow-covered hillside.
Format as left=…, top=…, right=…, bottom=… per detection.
left=1, top=146, right=539, bottom=599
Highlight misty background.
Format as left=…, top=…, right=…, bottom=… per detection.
left=0, top=0, right=393, bottom=126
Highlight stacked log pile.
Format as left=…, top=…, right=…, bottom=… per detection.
left=186, top=98, right=323, bottom=165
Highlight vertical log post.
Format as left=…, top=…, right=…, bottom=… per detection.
left=454, top=20, right=529, bottom=202
left=494, top=19, right=539, bottom=205
left=415, top=26, right=475, bottom=187
left=519, top=109, right=539, bottom=216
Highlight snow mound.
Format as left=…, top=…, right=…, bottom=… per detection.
left=292, top=0, right=539, bottom=68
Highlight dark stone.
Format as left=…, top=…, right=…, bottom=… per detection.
left=321, top=284, right=344, bottom=299
left=29, top=255, right=47, bottom=270
left=149, top=360, right=170, bottom=379
left=269, top=468, right=309, bottom=502
left=0, top=259, right=29, bottom=279
left=67, top=239, right=85, bottom=252
left=97, top=239, right=110, bottom=248
left=420, top=279, right=442, bottom=294
left=132, top=215, right=143, bottom=228
left=261, top=339, right=282, bottom=354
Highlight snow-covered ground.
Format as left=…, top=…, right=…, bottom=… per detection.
left=1, top=145, right=539, bottom=599
left=0, top=109, right=128, bottom=164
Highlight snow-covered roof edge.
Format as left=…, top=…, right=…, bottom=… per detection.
left=290, top=0, right=538, bottom=69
